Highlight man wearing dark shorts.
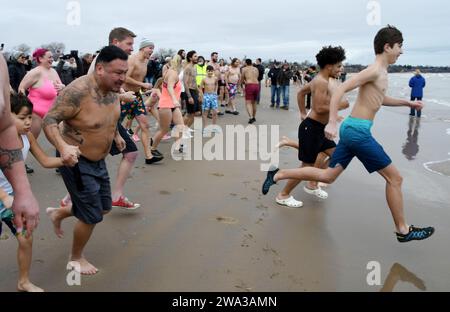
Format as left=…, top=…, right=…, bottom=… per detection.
left=273, top=46, right=348, bottom=208
left=183, top=51, right=201, bottom=128
left=44, top=46, right=129, bottom=275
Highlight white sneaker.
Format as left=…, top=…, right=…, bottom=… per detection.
left=303, top=186, right=328, bottom=199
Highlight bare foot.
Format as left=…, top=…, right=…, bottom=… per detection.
left=276, top=136, right=291, bottom=149
left=17, top=280, right=44, bottom=292
left=68, top=258, right=98, bottom=275
left=46, top=207, right=64, bottom=238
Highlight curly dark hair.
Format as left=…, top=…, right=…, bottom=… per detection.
left=315, top=46, right=346, bottom=69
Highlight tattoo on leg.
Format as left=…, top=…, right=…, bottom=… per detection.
left=0, top=147, right=23, bottom=171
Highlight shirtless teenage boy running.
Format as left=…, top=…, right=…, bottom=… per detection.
left=263, top=26, right=434, bottom=243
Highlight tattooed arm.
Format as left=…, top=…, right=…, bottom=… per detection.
left=0, top=54, right=39, bottom=237
left=43, top=82, right=83, bottom=167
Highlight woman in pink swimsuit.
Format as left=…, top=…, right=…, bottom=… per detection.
left=151, top=54, right=186, bottom=155
left=19, top=48, right=65, bottom=138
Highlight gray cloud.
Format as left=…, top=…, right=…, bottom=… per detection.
left=1, top=0, right=449, bottom=65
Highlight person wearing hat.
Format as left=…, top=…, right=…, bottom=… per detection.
left=409, top=69, right=426, bottom=117
left=8, top=51, right=27, bottom=92
left=122, top=38, right=163, bottom=165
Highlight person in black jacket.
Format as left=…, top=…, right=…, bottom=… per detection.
left=268, top=62, right=281, bottom=108
left=56, top=52, right=83, bottom=85
left=278, top=63, right=293, bottom=109
left=8, top=51, right=27, bottom=92
left=254, top=58, right=264, bottom=104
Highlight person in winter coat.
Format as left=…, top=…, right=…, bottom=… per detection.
left=409, top=69, right=426, bottom=117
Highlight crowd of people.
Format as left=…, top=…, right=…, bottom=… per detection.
left=0, top=25, right=434, bottom=292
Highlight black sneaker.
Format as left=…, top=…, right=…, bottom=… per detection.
left=145, top=157, right=163, bottom=165
left=127, top=128, right=134, bottom=136
left=218, top=111, right=224, bottom=116
left=232, top=111, right=239, bottom=115
left=25, top=164, right=34, bottom=174
left=396, top=225, right=435, bottom=243
left=270, top=104, right=275, bottom=108
left=248, top=118, right=256, bottom=124
left=151, top=149, right=163, bottom=157
left=262, top=168, right=279, bottom=195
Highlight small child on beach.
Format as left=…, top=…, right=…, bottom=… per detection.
left=0, top=93, right=64, bottom=292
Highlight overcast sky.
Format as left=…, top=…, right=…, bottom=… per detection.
left=2, top=0, right=449, bottom=66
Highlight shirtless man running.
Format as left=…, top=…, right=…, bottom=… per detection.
left=263, top=26, right=434, bottom=243
left=240, top=59, right=260, bottom=124
left=44, top=46, right=129, bottom=274
left=122, top=38, right=162, bottom=164
left=274, top=46, right=348, bottom=208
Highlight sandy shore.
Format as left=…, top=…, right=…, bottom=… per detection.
left=1, top=85, right=449, bottom=292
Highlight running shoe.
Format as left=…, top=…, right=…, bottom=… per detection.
left=112, top=196, right=141, bottom=210
left=396, top=225, right=435, bottom=243
left=151, top=149, right=163, bottom=157
left=262, top=168, right=279, bottom=195
left=25, top=164, right=34, bottom=174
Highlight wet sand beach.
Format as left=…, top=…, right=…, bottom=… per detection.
left=1, top=84, right=449, bottom=292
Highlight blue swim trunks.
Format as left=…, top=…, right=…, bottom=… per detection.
left=0, top=197, right=16, bottom=236
left=202, top=93, right=219, bottom=111
left=329, top=116, right=392, bottom=173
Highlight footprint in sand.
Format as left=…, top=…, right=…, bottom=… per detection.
left=241, top=233, right=255, bottom=248
left=256, top=204, right=268, bottom=210
left=263, top=243, right=284, bottom=266
left=211, top=173, right=225, bottom=177
left=229, top=193, right=237, bottom=197
left=234, top=280, right=252, bottom=292
left=255, top=217, right=264, bottom=225
left=216, top=216, right=238, bottom=225
left=160, top=190, right=171, bottom=195
left=270, top=272, right=280, bottom=279
left=240, top=197, right=248, bottom=201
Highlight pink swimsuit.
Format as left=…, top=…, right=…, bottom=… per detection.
left=158, top=80, right=181, bottom=109
left=28, top=78, right=58, bottom=118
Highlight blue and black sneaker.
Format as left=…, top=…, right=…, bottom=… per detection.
left=262, top=168, right=279, bottom=195
left=396, top=225, right=435, bottom=243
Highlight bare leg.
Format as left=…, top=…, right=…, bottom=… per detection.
left=152, top=109, right=172, bottom=150
left=202, top=110, right=209, bottom=130
left=245, top=100, right=253, bottom=118
left=277, top=136, right=299, bottom=149
left=112, top=151, right=138, bottom=201
left=252, top=101, right=257, bottom=118
left=377, top=165, right=409, bottom=234
left=70, top=221, right=98, bottom=275
left=275, top=166, right=343, bottom=185
left=16, top=235, right=43, bottom=292
left=212, top=110, right=218, bottom=126
left=277, top=163, right=313, bottom=200
left=135, top=114, right=152, bottom=159
left=184, top=113, right=194, bottom=128
left=30, top=114, right=43, bottom=139
left=46, top=205, right=73, bottom=238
